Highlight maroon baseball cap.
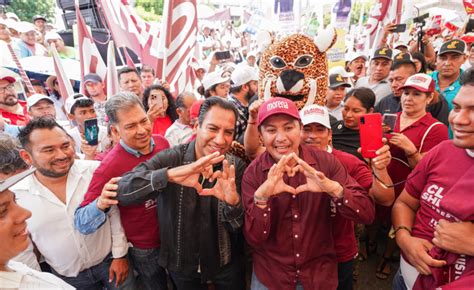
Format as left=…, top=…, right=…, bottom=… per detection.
left=257, top=97, right=301, bottom=126
left=0, top=73, right=16, bottom=83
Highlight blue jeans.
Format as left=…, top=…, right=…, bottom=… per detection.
left=251, top=271, right=304, bottom=290
left=392, top=268, right=408, bottom=290
left=128, top=247, right=168, bottom=290
left=52, top=254, right=136, bottom=290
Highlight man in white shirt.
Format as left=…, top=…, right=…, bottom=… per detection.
left=355, top=47, right=393, bottom=104
left=0, top=169, right=74, bottom=290
left=11, top=118, right=135, bottom=289
left=165, top=92, right=196, bottom=147
left=64, top=93, right=109, bottom=159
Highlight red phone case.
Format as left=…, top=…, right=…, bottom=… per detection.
left=359, top=113, right=383, bottom=159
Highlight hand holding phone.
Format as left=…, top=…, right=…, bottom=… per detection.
left=391, top=24, right=407, bottom=33
left=84, top=118, right=99, bottom=146
left=382, top=113, right=398, bottom=133
left=359, top=113, right=383, bottom=159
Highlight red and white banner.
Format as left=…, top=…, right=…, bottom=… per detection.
left=76, top=1, right=106, bottom=91
left=98, top=0, right=161, bottom=69
left=106, top=41, right=120, bottom=97
left=51, top=43, right=74, bottom=100
left=160, top=0, right=198, bottom=94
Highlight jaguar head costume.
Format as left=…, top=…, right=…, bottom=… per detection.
left=258, top=28, right=337, bottom=109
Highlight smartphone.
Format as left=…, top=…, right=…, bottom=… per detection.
left=149, top=92, right=163, bottom=109
left=84, top=118, right=99, bottom=146
left=391, top=24, right=407, bottom=33
left=215, top=51, right=231, bottom=61
left=382, top=113, right=398, bottom=132
left=359, top=113, right=383, bottom=159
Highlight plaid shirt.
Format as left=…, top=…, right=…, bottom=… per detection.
left=229, top=95, right=249, bottom=144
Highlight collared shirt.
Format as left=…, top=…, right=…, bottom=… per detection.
left=120, top=138, right=156, bottom=158
left=75, top=135, right=169, bottom=249
left=430, top=70, right=462, bottom=111
left=228, top=95, right=249, bottom=144
left=0, top=261, right=73, bottom=289
left=11, top=160, right=128, bottom=277
left=355, top=76, right=392, bottom=104
left=387, top=112, right=448, bottom=198
left=242, top=145, right=374, bottom=289
left=165, top=120, right=193, bottom=147
left=0, top=100, right=29, bottom=126
left=326, top=102, right=344, bottom=121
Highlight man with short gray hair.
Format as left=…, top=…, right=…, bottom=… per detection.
left=75, top=92, right=171, bottom=290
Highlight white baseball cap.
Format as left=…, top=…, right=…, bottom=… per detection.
left=400, top=73, right=435, bottom=93
left=346, top=51, right=368, bottom=63
left=16, top=22, right=37, bottom=33
left=329, top=66, right=354, bottom=78
left=202, top=71, right=230, bottom=91
left=394, top=41, right=408, bottom=49
left=299, top=105, right=331, bottom=129
left=65, top=94, right=91, bottom=114
left=231, top=66, right=258, bottom=87
left=44, top=31, right=62, bottom=41
left=27, top=94, right=54, bottom=110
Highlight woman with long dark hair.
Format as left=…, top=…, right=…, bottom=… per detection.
left=143, top=85, right=178, bottom=136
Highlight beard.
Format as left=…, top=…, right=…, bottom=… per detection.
left=36, top=158, right=74, bottom=178
left=0, top=94, right=18, bottom=107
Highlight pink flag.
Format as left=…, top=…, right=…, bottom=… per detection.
left=161, top=0, right=198, bottom=94
left=122, top=47, right=136, bottom=68
left=50, top=43, right=74, bottom=100
left=98, top=0, right=161, bottom=67
left=76, top=1, right=106, bottom=91
left=106, top=41, right=120, bottom=97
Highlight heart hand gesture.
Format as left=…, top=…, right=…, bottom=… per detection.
left=199, top=159, right=240, bottom=206
left=167, top=152, right=225, bottom=193
left=295, top=158, right=343, bottom=198
left=254, top=155, right=298, bottom=200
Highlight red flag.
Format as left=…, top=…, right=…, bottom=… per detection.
left=464, top=0, right=474, bottom=14
left=361, top=0, right=391, bottom=50
left=51, top=43, right=74, bottom=100
left=161, top=0, right=198, bottom=94
left=76, top=1, right=106, bottom=91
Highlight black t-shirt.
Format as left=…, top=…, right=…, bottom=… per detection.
left=331, top=120, right=364, bottom=161
left=375, top=93, right=400, bottom=115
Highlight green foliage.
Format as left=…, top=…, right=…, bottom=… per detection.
left=4, top=0, right=55, bottom=22
left=134, top=0, right=163, bottom=21
left=349, top=0, right=375, bottom=26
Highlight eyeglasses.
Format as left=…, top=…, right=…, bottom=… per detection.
left=0, top=84, right=15, bottom=94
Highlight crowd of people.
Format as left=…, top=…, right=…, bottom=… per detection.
left=1, top=9, right=474, bottom=290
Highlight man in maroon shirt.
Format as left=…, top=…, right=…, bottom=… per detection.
left=0, top=74, right=30, bottom=126
left=242, top=97, right=375, bottom=289
left=74, top=92, right=170, bottom=290
left=299, top=104, right=394, bottom=290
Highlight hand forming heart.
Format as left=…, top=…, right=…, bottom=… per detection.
left=198, top=159, right=240, bottom=206
left=294, top=158, right=343, bottom=198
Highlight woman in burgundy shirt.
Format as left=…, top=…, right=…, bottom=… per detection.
left=377, top=73, right=449, bottom=279
left=143, top=85, right=178, bottom=136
